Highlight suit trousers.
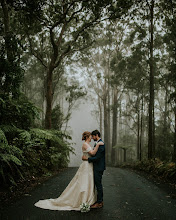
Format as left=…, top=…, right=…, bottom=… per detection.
left=94, top=170, right=104, bottom=203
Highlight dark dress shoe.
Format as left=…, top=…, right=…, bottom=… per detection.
left=98, top=202, right=104, bottom=208
left=91, top=202, right=104, bottom=209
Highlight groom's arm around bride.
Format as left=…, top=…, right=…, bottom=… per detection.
left=82, top=130, right=106, bottom=208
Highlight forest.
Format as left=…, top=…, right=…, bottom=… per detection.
left=0, top=0, right=176, bottom=189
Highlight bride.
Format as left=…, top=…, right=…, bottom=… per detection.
left=34, top=131, right=103, bottom=211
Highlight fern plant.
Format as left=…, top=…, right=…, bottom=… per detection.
left=0, top=126, right=74, bottom=187
left=0, top=128, right=23, bottom=185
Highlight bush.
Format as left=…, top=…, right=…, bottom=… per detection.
left=0, top=128, right=23, bottom=186
left=130, top=158, right=176, bottom=182
left=0, top=94, right=39, bottom=129
left=0, top=126, right=74, bottom=187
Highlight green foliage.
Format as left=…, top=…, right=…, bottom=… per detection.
left=0, top=0, right=75, bottom=189
left=110, top=51, right=127, bottom=86
left=0, top=128, right=23, bottom=185
left=114, top=134, right=136, bottom=149
left=164, top=15, right=176, bottom=102
left=51, top=105, right=64, bottom=130
left=155, top=122, right=174, bottom=161
left=0, top=38, right=23, bottom=98
left=65, top=83, right=87, bottom=104
left=0, top=1, right=40, bottom=129
left=0, top=126, right=74, bottom=187
left=63, top=79, right=87, bottom=128
left=0, top=94, right=39, bottom=129
left=132, top=159, right=176, bottom=182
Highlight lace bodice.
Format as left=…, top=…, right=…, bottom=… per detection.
left=82, top=145, right=92, bottom=158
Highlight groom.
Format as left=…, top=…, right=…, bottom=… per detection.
left=82, top=129, right=106, bottom=208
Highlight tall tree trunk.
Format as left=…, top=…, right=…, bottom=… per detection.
left=153, top=97, right=155, bottom=157
left=107, top=81, right=111, bottom=163
left=122, top=148, right=127, bottom=162
left=98, top=96, right=103, bottom=136
left=42, top=75, right=46, bottom=127
left=103, top=96, right=108, bottom=163
left=116, top=100, right=122, bottom=164
left=148, top=0, right=155, bottom=159
left=139, top=94, right=144, bottom=161
left=173, top=105, right=176, bottom=162
left=164, top=92, right=168, bottom=130
left=106, top=56, right=111, bottom=163
left=1, top=0, right=13, bottom=95
left=45, top=67, right=54, bottom=129
left=137, top=94, right=140, bottom=160
left=1, top=0, right=10, bottom=60
left=111, top=87, right=118, bottom=165
left=97, top=77, right=103, bottom=136
left=137, top=108, right=140, bottom=160
left=163, top=87, right=168, bottom=151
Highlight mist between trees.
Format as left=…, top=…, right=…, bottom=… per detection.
left=0, top=0, right=176, bottom=187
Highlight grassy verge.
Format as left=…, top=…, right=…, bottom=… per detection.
left=120, top=158, right=176, bottom=183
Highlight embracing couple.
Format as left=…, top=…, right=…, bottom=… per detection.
left=34, top=129, right=106, bottom=211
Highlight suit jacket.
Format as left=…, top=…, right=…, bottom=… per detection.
left=88, top=139, right=106, bottom=172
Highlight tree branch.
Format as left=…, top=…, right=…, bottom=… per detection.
left=146, top=0, right=151, bottom=10
left=54, top=45, right=71, bottom=68
left=56, top=22, right=68, bottom=47
left=50, top=28, right=58, bottom=60
left=27, top=35, right=47, bottom=68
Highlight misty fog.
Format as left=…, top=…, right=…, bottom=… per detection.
left=68, top=99, right=98, bottom=167
left=1, top=0, right=176, bottom=193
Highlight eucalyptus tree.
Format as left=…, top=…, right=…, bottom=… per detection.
left=0, top=0, right=23, bottom=98
left=162, top=0, right=176, bottom=161
left=153, top=48, right=174, bottom=160
left=147, top=0, right=155, bottom=159
left=126, top=0, right=170, bottom=159
left=81, top=17, right=139, bottom=164
left=16, top=0, right=132, bottom=129
left=0, top=0, right=76, bottom=186
left=124, top=41, right=149, bottom=160
left=109, top=0, right=174, bottom=162
left=110, top=26, right=131, bottom=164
left=114, top=133, right=136, bottom=163
left=110, top=15, right=151, bottom=163
left=81, top=45, right=111, bottom=163
left=0, top=0, right=39, bottom=130
left=80, top=23, right=122, bottom=163
left=133, top=0, right=156, bottom=159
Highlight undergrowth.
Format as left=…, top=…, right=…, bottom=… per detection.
left=121, top=158, right=176, bottom=182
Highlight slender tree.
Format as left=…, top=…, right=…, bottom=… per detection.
left=147, top=0, right=155, bottom=159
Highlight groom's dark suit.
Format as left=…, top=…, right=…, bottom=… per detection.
left=88, top=138, right=106, bottom=203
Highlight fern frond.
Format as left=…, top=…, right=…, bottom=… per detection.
left=1, top=153, right=22, bottom=166
left=0, top=125, right=21, bottom=134
left=19, top=130, right=31, bottom=142
left=7, top=173, right=17, bottom=186
left=13, top=164, right=24, bottom=179
left=0, top=165, right=6, bottom=183
left=0, top=129, right=8, bottom=145
left=30, top=128, right=64, bottom=146
left=30, top=128, right=54, bottom=140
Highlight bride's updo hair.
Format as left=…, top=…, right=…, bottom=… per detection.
left=82, top=131, right=91, bottom=141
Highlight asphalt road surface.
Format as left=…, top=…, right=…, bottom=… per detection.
left=0, top=167, right=176, bottom=220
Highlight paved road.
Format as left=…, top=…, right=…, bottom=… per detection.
left=0, top=167, right=176, bottom=220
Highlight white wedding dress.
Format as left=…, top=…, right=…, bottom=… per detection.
left=34, top=145, right=96, bottom=211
